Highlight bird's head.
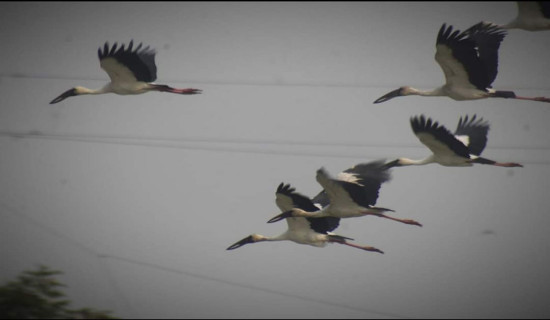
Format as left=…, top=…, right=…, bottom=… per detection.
left=226, top=234, right=263, bottom=250
left=49, top=87, right=82, bottom=104
left=267, top=210, right=295, bottom=223
left=373, top=86, right=413, bottom=104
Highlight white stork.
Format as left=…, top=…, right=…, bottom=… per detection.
left=227, top=183, right=384, bottom=253
left=384, top=114, right=524, bottom=168
left=373, top=21, right=550, bottom=104
left=50, top=40, right=201, bottom=104
left=499, top=1, right=550, bottom=31
left=267, top=160, right=422, bottom=227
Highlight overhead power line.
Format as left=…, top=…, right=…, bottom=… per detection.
left=99, top=254, right=412, bottom=319
left=1, top=130, right=549, bottom=164
left=0, top=200, right=412, bottom=319
left=4, top=72, right=549, bottom=91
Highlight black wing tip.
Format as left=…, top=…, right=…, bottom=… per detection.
left=457, top=114, right=489, bottom=130
left=410, top=114, right=437, bottom=133
left=437, top=21, right=506, bottom=45
left=98, top=40, right=156, bottom=58
left=276, top=182, right=296, bottom=196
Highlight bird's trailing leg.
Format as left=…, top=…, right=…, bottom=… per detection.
left=330, top=240, right=384, bottom=254
left=151, top=84, right=202, bottom=95
left=493, top=91, right=550, bottom=103
left=470, top=157, right=523, bottom=168
left=492, top=162, right=524, bottom=167
left=369, top=212, right=422, bottom=227
left=328, top=237, right=384, bottom=254
left=515, top=96, right=550, bottom=103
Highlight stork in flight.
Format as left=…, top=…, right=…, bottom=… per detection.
left=227, top=183, right=384, bottom=253
left=384, top=115, right=524, bottom=168
left=50, top=40, right=202, bottom=104
left=498, top=1, right=550, bottom=31
left=267, top=160, right=422, bottom=227
left=373, top=21, right=550, bottom=104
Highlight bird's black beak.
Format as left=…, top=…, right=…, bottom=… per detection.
left=267, top=210, right=293, bottom=223
left=373, top=88, right=403, bottom=104
left=226, top=235, right=254, bottom=250
left=50, top=88, right=77, bottom=104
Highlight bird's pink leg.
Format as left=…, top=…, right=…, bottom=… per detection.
left=167, top=88, right=203, bottom=95
left=151, top=84, right=202, bottom=95
left=493, top=162, right=523, bottom=168
left=514, top=96, right=550, bottom=103
left=470, top=157, right=522, bottom=168
left=369, top=212, right=422, bottom=227
left=330, top=240, right=384, bottom=254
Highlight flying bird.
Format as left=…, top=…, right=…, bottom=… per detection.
left=373, top=21, right=550, bottom=104
left=267, top=160, right=422, bottom=227
left=384, top=115, right=523, bottom=168
left=50, top=40, right=202, bottom=104
left=498, top=1, right=550, bottom=31
left=227, top=183, right=384, bottom=253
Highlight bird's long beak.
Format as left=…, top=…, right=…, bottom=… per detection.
left=226, top=235, right=254, bottom=250
left=50, top=88, right=77, bottom=104
left=373, top=88, right=403, bottom=104
left=267, top=210, right=293, bottom=223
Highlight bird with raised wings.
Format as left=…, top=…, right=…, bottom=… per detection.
left=373, top=21, right=550, bottom=104
left=227, top=183, right=384, bottom=253
left=267, top=160, right=422, bottom=227
left=50, top=40, right=201, bottom=104
left=385, top=115, right=523, bottom=168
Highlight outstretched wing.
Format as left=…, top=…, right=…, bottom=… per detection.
left=454, top=114, right=490, bottom=156
left=435, top=22, right=506, bottom=91
left=98, top=40, right=158, bottom=83
left=276, top=183, right=340, bottom=234
left=306, top=216, right=341, bottom=234
left=316, top=167, right=375, bottom=209
left=411, top=115, right=471, bottom=159
left=275, top=183, right=319, bottom=212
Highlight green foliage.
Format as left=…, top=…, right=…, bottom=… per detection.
left=0, top=265, right=117, bottom=319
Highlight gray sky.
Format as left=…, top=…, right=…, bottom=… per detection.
left=1, top=2, right=550, bottom=318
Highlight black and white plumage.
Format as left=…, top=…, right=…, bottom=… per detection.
left=373, top=21, right=550, bottom=104
left=227, top=183, right=384, bottom=253
left=50, top=40, right=202, bottom=104
left=499, top=1, right=550, bottom=31
left=385, top=115, right=523, bottom=168
left=267, top=160, right=422, bottom=227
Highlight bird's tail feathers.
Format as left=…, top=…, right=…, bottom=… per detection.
left=491, top=91, right=516, bottom=98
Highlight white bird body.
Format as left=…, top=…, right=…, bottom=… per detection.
left=267, top=161, right=422, bottom=227
left=313, top=167, right=389, bottom=219
left=386, top=115, right=524, bottom=168
left=374, top=22, right=550, bottom=104
left=261, top=217, right=331, bottom=247
left=502, top=1, right=550, bottom=31
left=227, top=183, right=384, bottom=253
left=50, top=40, right=201, bottom=104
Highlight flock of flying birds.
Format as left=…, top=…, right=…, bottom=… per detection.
left=48, top=2, right=550, bottom=254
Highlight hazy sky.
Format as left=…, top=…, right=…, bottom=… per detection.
left=1, top=2, right=550, bottom=319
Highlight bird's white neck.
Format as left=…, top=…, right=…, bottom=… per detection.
left=74, top=85, right=111, bottom=95
left=264, top=233, right=290, bottom=242
left=405, top=86, right=446, bottom=97
left=292, top=207, right=325, bottom=218
left=395, top=156, right=435, bottom=166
